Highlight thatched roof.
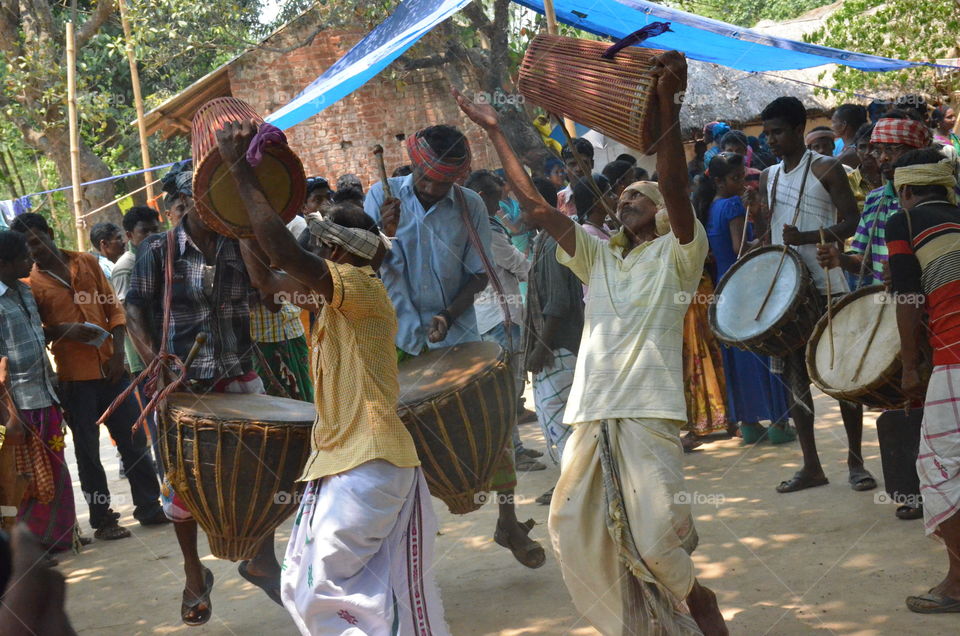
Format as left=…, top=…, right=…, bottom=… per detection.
left=679, top=59, right=832, bottom=136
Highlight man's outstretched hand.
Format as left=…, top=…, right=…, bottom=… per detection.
left=451, top=88, right=499, bottom=131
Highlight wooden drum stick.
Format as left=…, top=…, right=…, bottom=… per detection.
left=820, top=228, right=834, bottom=369
left=372, top=145, right=392, bottom=199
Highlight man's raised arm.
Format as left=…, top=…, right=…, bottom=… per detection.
left=649, top=51, right=694, bottom=244
left=216, top=120, right=333, bottom=303
left=452, top=88, right=577, bottom=257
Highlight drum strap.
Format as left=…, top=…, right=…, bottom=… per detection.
left=769, top=152, right=813, bottom=231
left=454, top=185, right=515, bottom=352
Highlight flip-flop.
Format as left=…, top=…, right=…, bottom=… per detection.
left=93, top=523, right=131, bottom=541
left=238, top=560, right=283, bottom=606
left=776, top=472, right=829, bottom=493
left=494, top=518, right=546, bottom=569
left=181, top=567, right=214, bottom=626
left=906, top=592, right=960, bottom=613
left=682, top=435, right=704, bottom=453
left=535, top=487, right=554, bottom=506
left=848, top=468, right=877, bottom=492
left=517, top=447, right=544, bottom=459
left=896, top=504, right=924, bottom=520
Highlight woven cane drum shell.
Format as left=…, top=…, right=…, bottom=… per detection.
left=191, top=97, right=305, bottom=238
left=709, top=246, right=822, bottom=357
left=160, top=393, right=313, bottom=561
left=518, top=34, right=659, bottom=152
left=807, top=285, right=930, bottom=410
left=398, top=342, right=515, bottom=515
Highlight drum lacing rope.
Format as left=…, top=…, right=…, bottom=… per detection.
left=97, top=229, right=194, bottom=433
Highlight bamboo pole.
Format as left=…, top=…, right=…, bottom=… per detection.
left=542, top=0, right=575, bottom=139
left=66, top=21, right=86, bottom=250
left=118, top=0, right=154, bottom=206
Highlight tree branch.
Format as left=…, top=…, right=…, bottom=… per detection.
left=461, top=1, right=494, bottom=42
left=76, top=0, right=116, bottom=49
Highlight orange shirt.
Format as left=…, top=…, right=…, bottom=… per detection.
left=28, top=250, right=126, bottom=382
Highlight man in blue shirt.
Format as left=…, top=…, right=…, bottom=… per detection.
left=365, top=125, right=546, bottom=570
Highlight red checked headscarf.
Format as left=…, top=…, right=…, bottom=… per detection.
left=871, top=117, right=931, bottom=148
left=405, top=130, right=472, bottom=182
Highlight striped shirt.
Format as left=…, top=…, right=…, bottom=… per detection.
left=557, top=220, right=708, bottom=423
left=0, top=281, right=58, bottom=410
left=887, top=200, right=960, bottom=365
left=250, top=302, right=305, bottom=343
left=850, top=182, right=898, bottom=287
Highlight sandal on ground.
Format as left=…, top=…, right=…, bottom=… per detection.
left=768, top=422, right=797, bottom=445
left=776, top=471, right=829, bottom=494
left=517, top=446, right=543, bottom=459
left=494, top=518, right=546, bottom=569
left=536, top=487, right=554, bottom=506
left=906, top=591, right=960, bottom=613
left=848, top=468, right=877, bottom=492
left=515, top=456, right=547, bottom=471
left=93, top=523, right=131, bottom=541
left=726, top=423, right=741, bottom=439
left=682, top=433, right=704, bottom=453
left=740, top=423, right=768, bottom=445
left=181, top=567, right=214, bottom=626
left=896, top=504, right=924, bottom=520
left=238, top=560, right=283, bottom=606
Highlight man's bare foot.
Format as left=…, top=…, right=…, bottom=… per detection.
left=930, top=577, right=960, bottom=601
left=687, top=580, right=728, bottom=636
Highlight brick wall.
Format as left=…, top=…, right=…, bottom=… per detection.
left=228, top=23, right=502, bottom=192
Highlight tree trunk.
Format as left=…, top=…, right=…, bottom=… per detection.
left=18, top=123, right=119, bottom=229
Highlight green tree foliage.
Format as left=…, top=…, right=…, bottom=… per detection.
left=672, top=0, right=832, bottom=28
left=805, top=0, right=959, bottom=98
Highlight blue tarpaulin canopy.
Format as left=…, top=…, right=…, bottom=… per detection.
left=267, top=0, right=934, bottom=131
left=516, top=0, right=933, bottom=72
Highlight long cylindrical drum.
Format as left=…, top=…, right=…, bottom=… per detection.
left=709, top=245, right=822, bottom=357
left=518, top=33, right=659, bottom=152
left=160, top=392, right=314, bottom=561
left=806, top=285, right=931, bottom=410
left=191, top=97, right=306, bottom=238
left=397, top=342, right=516, bottom=515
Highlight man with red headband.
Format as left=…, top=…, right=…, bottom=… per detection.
left=818, top=112, right=934, bottom=288
left=365, top=125, right=547, bottom=571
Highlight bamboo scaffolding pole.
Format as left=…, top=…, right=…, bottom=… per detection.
left=118, top=0, right=155, bottom=206
left=541, top=0, right=575, bottom=139
left=66, top=21, right=86, bottom=250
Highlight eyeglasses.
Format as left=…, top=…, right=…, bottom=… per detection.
left=870, top=143, right=910, bottom=157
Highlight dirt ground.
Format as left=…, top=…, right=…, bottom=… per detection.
left=61, top=387, right=959, bottom=635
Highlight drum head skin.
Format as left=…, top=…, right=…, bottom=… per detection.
left=812, top=288, right=899, bottom=391
left=398, top=342, right=503, bottom=406
left=165, top=392, right=315, bottom=425
left=194, top=146, right=305, bottom=238
left=713, top=248, right=802, bottom=343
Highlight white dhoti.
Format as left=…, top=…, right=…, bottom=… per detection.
left=918, top=365, right=960, bottom=536
left=281, top=460, right=449, bottom=636
left=548, top=418, right=703, bottom=635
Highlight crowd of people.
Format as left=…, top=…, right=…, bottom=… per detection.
left=2, top=49, right=960, bottom=634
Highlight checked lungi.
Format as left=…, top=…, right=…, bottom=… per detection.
left=917, top=364, right=960, bottom=535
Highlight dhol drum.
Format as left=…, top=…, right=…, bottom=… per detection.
left=160, top=392, right=314, bottom=561
left=398, top=342, right=515, bottom=515
left=191, top=97, right=306, bottom=238
left=709, top=245, right=822, bottom=357
left=806, top=285, right=930, bottom=410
